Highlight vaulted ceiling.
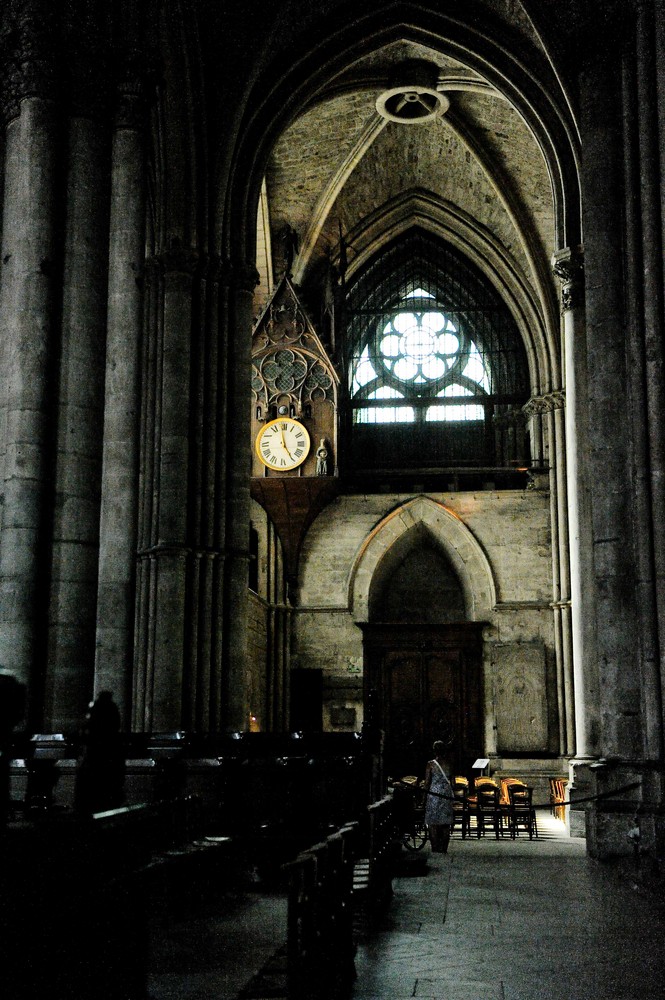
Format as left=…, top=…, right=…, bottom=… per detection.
left=258, top=36, right=557, bottom=343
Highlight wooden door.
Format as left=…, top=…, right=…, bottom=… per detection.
left=362, top=624, right=483, bottom=781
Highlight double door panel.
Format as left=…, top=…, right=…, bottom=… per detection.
left=363, top=624, right=483, bottom=781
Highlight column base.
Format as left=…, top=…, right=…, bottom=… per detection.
left=583, top=759, right=665, bottom=860
left=567, top=756, right=598, bottom=838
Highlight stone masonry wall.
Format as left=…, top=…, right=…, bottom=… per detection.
left=292, top=490, right=556, bottom=751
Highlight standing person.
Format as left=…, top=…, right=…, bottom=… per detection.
left=75, top=691, right=125, bottom=814
left=424, top=740, right=454, bottom=853
left=0, top=671, right=26, bottom=826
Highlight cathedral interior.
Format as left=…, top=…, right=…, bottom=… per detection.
left=1, top=0, right=665, bottom=995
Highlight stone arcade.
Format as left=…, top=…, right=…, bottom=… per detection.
left=1, top=0, right=664, bottom=869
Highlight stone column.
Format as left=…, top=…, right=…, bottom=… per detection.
left=579, top=40, right=646, bottom=856
left=550, top=390, right=576, bottom=757
left=133, top=255, right=161, bottom=728
left=0, top=4, right=58, bottom=724
left=552, top=248, right=600, bottom=767
left=190, top=256, right=223, bottom=732
left=134, top=251, right=231, bottom=733
left=219, top=262, right=258, bottom=733
left=630, top=0, right=665, bottom=761
left=612, top=0, right=665, bottom=857
left=580, top=55, right=641, bottom=762
left=137, top=248, right=198, bottom=731
left=45, top=53, right=111, bottom=731
left=522, top=391, right=575, bottom=761
left=94, top=66, right=147, bottom=720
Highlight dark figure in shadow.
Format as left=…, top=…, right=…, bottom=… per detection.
left=280, top=223, right=299, bottom=276
left=0, top=671, right=26, bottom=825
left=75, top=691, right=125, bottom=814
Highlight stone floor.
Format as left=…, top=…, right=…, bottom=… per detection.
left=147, top=874, right=288, bottom=1000
left=147, top=815, right=665, bottom=1000
left=352, top=816, right=665, bottom=1000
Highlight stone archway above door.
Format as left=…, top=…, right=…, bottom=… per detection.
left=348, top=495, right=497, bottom=623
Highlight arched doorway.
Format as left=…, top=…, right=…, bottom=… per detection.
left=361, top=527, right=483, bottom=779
left=349, top=496, right=495, bottom=779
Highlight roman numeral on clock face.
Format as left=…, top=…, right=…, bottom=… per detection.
left=256, top=417, right=310, bottom=469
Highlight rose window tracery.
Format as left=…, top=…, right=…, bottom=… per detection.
left=351, top=290, right=490, bottom=424
left=253, top=348, right=335, bottom=408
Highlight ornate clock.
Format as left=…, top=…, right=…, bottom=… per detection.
left=255, top=417, right=311, bottom=471
left=250, top=277, right=340, bottom=588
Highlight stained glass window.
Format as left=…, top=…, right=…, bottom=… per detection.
left=345, top=229, right=529, bottom=470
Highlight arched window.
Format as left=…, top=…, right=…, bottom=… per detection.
left=345, top=229, right=529, bottom=475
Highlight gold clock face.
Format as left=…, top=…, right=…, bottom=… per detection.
left=256, top=417, right=310, bottom=470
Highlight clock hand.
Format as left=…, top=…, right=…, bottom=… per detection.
left=280, top=431, right=294, bottom=459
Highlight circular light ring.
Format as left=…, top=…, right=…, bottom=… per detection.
left=376, top=86, right=450, bottom=124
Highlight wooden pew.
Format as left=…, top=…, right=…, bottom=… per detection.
left=242, top=795, right=399, bottom=999
left=282, top=822, right=359, bottom=999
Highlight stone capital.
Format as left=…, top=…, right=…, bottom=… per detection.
left=493, top=406, right=527, bottom=429
left=156, top=246, right=201, bottom=276
left=522, top=390, right=565, bottom=417
left=111, top=48, right=157, bottom=130
left=221, top=259, right=260, bottom=293
left=202, top=254, right=224, bottom=284
left=137, top=543, right=190, bottom=560
left=114, top=87, right=146, bottom=131
left=61, top=6, right=112, bottom=122
left=552, top=245, right=585, bottom=311
left=0, top=1, right=59, bottom=123
left=66, top=57, right=111, bottom=121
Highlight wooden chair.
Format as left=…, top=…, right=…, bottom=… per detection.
left=500, top=778, right=526, bottom=826
left=549, top=777, right=567, bottom=822
left=476, top=784, right=503, bottom=839
left=507, top=784, right=538, bottom=839
left=500, top=777, right=526, bottom=806
left=452, top=777, right=471, bottom=839
left=474, top=776, right=499, bottom=791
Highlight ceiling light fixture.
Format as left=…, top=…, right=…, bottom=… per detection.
left=376, top=60, right=449, bottom=124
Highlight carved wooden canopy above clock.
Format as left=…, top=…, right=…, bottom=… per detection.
left=251, top=277, right=341, bottom=593
left=251, top=276, right=339, bottom=479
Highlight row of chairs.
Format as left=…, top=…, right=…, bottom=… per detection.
left=549, top=777, right=567, bottom=822
left=453, top=776, right=538, bottom=840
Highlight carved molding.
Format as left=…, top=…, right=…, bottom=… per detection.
left=203, top=254, right=223, bottom=285
left=145, top=250, right=229, bottom=285
left=252, top=348, right=336, bottom=411
left=136, top=544, right=228, bottom=562
left=218, top=260, right=260, bottom=293
left=252, top=276, right=339, bottom=415
left=112, top=45, right=159, bottom=130
left=62, top=10, right=111, bottom=121
left=156, top=246, right=201, bottom=276
left=492, top=406, right=527, bottom=429
left=522, top=390, right=565, bottom=416
left=233, top=261, right=261, bottom=293
left=552, top=245, right=585, bottom=311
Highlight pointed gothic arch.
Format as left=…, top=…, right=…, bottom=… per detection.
left=331, top=189, right=556, bottom=394
left=349, top=495, right=497, bottom=623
